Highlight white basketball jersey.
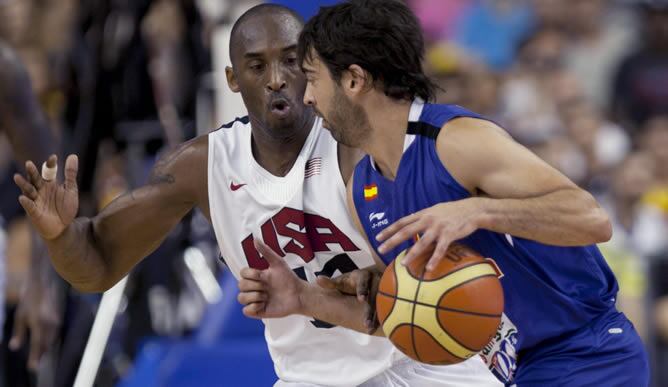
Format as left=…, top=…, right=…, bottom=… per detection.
left=207, top=117, right=396, bottom=385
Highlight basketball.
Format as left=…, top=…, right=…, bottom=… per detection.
left=376, top=243, right=504, bottom=365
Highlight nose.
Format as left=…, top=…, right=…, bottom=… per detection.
left=303, top=84, right=315, bottom=106
left=266, top=63, right=286, bottom=92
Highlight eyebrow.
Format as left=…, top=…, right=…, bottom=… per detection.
left=243, top=45, right=298, bottom=59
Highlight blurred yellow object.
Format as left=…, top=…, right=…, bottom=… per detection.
left=642, top=187, right=668, bottom=213
left=426, top=43, right=461, bottom=75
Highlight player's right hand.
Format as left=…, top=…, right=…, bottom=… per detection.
left=13, top=154, right=79, bottom=240
left=317, top=269, right=381, bottom=334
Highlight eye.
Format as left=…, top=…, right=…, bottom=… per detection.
left=249, top=62, right=265, bottom=72
left=285, top=56, right=297, bottom=66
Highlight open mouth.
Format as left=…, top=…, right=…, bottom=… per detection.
left=270, top=99, right=291, bottom=116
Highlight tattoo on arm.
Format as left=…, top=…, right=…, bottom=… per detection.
left=148, top=173, right=175, bottom=185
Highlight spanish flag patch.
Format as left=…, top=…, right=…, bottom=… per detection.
left=364, top=184, right=378, bottom=201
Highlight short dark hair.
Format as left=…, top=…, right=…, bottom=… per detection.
left=298, top=0, right=437, bottom=101
left=229, top=4, right=304, bottom=64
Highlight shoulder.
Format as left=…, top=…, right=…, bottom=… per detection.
left=149, top=135, right=209, bottom=200
left=434, top=117, right=513, bottom=193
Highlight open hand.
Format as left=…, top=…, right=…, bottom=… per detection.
left=13, top=155, right=79, bottom=240
left=376, top=200, right=481, bottom=271
left=237, top=240, right=306, bottom=319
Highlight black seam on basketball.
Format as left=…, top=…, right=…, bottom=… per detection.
left=434, top=306, right=480, bottom=354
left=437, top=273, right=500, bottom=311
left=378, top=290, right=502, bottom=318
left=410, top=261, right=427, bottom=362
left=420, top=261, right=489, bottom=282
left=378, top=262, right=398, bottom=326
left=414, top=324, right=467, bottom=361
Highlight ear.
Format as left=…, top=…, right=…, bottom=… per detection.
left=343, top=64, right=368, bottom=95
left=225, top=66, right=240, bottom=93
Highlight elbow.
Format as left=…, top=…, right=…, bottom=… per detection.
left=586, top=205, right=612, bottom=244
left=594, top=210, right=613, bottom=243
left=70, top=278, right=114, bottom=293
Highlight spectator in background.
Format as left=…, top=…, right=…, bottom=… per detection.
left=598, top=152, right=665, bottom=341
left=612, top=3, right=668, bottom=129
left=562, top=0, right=637, bottom=111
left=532, top=0, right=566, bottom=28
left=639, top=116, right=668, bottom=217
left=454, top=0, right=534, bottom=71
left=559, top=97, right=631, bottom=189
left=498, top=27, right=573, bottom=144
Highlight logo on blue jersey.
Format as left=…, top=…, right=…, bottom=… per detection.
left=369, top=212, right=389, bottom=229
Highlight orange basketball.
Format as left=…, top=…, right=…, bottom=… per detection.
left=376, top=243, right=504, bottom=365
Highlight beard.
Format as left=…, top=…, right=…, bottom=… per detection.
left=324, top=86, right=371, bottom=147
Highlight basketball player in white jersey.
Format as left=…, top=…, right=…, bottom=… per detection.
left=13, top=4, right=499, bottom=386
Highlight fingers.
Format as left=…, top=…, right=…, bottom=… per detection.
left=46, top=154, right=57, bottom=169
left=376, top=212, right=419, bottom=242
left=253, top=239, right=284, bottom=268
left=14, top=174, right=38, bottom=200
left=238, top=278, right=264, bottom=292
left=242, top=302, right=265, bottom=318
left=240, top=267, right=263, bottom=281
left=237, top=291, right=267, bottom=306
left=378, top=220, right=424, bottom=255
left=18, top=195, right=38, bottom=217
left=64, top=154, right=78, bottom=191
left=356, top=270, right=372, bottom=302
left=26, top=160, right=44, bottom=190
left=427, top=239, right=451, bottom=272
left=27, top=329, right=43, bottom=370
left=401, top=230, right=436, bottom=266
left=9, top=313, right=26, bottom=351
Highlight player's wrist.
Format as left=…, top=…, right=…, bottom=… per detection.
left=468, top=197, right=492, bottom=231
left=295, top=279, right=312, bottom=316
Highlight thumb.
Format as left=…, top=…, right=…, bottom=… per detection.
left=64, top=154, right=79, bottom=192
left=253, top=239, right=284, bottom=268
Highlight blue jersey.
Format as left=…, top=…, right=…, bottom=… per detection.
left=352, top=100, right=619, bottom=383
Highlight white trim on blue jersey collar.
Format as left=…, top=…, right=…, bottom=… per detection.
left=369, top=98, right=423, bottom=172
left=408, top=98, right=425, bottom=123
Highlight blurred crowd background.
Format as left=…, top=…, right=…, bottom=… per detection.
left=0, top=0, right=666, bottom=386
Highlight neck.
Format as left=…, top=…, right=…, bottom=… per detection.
left=250, top=112, right=316, bottom=177
left=360, top=95, right=413, bottom=180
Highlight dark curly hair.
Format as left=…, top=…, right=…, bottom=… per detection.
left=298, top=0, right=437, bottom=102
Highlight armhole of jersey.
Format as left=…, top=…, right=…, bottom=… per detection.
left=334, top=142, right=348, bottom=200
left=207, top=131, right=219, bottom=233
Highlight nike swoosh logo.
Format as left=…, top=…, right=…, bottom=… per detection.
left=230, top=182, right=247, bottom=191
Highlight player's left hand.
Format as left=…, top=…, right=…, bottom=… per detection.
left=375, top=200, right=481, bottom=271
left=237, top=239, right=306, bottom=319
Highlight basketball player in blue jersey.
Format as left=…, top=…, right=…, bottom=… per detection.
left=295, top=0, right=650, bottom=385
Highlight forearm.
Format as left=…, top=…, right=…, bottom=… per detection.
left=473, top=188, right=612, bottom=246
left=45, top=217, right=109, bottom=292
left=299, top=282, right=384, bottom=337
left=46, top=188, right=191, bottom=292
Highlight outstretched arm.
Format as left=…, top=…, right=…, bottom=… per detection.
left=376, top=118, right=612, bottom=270
left=13, top=137, right=208, bottom=292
